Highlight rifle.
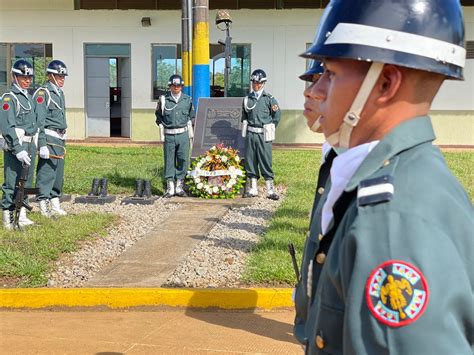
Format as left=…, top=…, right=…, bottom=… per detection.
left=13, top=147, right=39, bottom=230
left=288, top=243, right=300, bottom=282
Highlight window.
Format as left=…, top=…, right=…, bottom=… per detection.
left=210, top=44, right=251, bottom=97
left=467, top=41, right=474, bottom=59
left=151, top=44, right=182, bottom=100
left=0, top=43, right=53, bottom=95
left=151, top=43, right=251, bottom=99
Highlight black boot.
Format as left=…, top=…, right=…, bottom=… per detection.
left=143, top=180, right=152, bottom=198
left=99, top=178, right=108, bottom=198
left=134, top=179, right=144, bottom=197
left=88, top=178, right=100, bottom=196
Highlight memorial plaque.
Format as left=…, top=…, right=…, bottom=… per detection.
left=191, top=97, right=245, bottom=157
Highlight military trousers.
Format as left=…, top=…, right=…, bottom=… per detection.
left=163, top=131, right=190, bottom=181
left=36, top=135, right=65, bottom=201
left=244, top=131, right=274, bottom=180
left=1, top=141, right=36, bottom=210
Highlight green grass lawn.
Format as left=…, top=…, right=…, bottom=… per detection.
left=0, top=146, right=472, bottom=287
left=0, top=213, right=116, bottom=287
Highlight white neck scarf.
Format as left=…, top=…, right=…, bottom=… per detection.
left=321, top=141, right=379, bottom=234
left=171, top=92, right=181, bottom=103
left=252, top=89, right=263, bottom=100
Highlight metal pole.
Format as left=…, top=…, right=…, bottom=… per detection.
left=224, top=25, right=232, bottom=97
left=192, top=0, right=210, bottom=110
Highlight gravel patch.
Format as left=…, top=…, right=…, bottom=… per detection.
left=47, top=196, right=178, bottom=288
left=47, top=185, right=285, bottom=288
left=164, top=186, right=286, bottom=288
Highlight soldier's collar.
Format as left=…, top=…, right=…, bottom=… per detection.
left=12, top=84, right=28, bottom=96
left=345, top=116, right=435, bottom=191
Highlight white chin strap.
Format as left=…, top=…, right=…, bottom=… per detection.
left=326, top=62, right=384, bottom=148
left=310, top=116, right=322, bottom=132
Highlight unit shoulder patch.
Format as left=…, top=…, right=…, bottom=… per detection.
left=2, top=102, right=10, bottom=111
left=365, top=260, right=429, bottom=327
left=36, top=96, right=45, bottom=104
left=358, top=175, right=394, bottom=206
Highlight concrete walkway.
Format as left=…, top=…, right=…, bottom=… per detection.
left=0, top=309, right=302, bottom=354
left=86, top=197, right=252, bottom=287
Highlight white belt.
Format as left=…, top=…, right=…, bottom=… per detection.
left=45, top=128, right=67, bottom=140
left=22, top=135, right=33, bottom=143
left=164, top=127, right=187, bottom=135
left=247, top=126, right=264, bottom=134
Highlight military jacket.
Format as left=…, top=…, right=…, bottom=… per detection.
left=294, top=148, right=337, bottom=345
left=34, top=81, right=67, bottom=148
left=155, top=93, right=194, bottom=129
left=242, top=91, right=281, bottom=127
left=302, top=116, right=473, bottom=354
left=0, top=85, right=37, bottom=155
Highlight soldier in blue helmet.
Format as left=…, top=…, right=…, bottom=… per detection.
left=295, top=0, right=473, bottom=353
left=241, top=69, right=281, bottom=200
left=293, top=58, right=341, bottom=345
left=1, top=59, right=38, bottom=229
left=34, top=60, right=69, bottom=217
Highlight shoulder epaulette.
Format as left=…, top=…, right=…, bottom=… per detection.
left=357, top=175, right=394, bottom=207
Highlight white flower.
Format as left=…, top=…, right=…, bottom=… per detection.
left=212, top=186, right=219, bottom=193
left=221, top=156, right=228, bottom=163
left=196, top=162, right=202, bottom=169
left=235, top=156, right=240, bottom=162
left=228, top=166, right=236, bottom=173
left=210, top=146, right=216, bottom=151
left=206, top=156, right=212, bottom=162
left=200, top=158, right=206, bottom=164
left=229, top=178, right=236, bottom=186
left=197, top=182, right=203, bottom=189
left=194, top=177, right=201, bottom=183
left=226, top=182, right=232, bottom=189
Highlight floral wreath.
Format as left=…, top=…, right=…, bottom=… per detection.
left=186, top=143, right=245, bottom=199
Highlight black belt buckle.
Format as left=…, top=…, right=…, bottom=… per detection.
left=48, top=128, right=66, bottom=135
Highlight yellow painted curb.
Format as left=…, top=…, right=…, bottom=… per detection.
left=0, top=288, right=294, bottom=310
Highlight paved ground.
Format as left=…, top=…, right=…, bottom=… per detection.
left=0, top=308, right=302, bottom=354
left=86, top=198, right=252, bottom=287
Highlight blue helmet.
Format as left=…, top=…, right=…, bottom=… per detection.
left=299, top=60, right=324, bottom=82
left=301, top=0, right=465, bottom=80
left=168, top=74, right=184, bottom=86
left=250, top=69, right=267, bottom=83
left=47, top=60, right=68, bottom=76
left=11, top=59, right=34, bottom=76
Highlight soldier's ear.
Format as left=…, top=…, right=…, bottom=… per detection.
left=375, top=65, right=402, bottom=105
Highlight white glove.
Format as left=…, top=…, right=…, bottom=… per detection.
left=39, top=146, right=50, bottom=159
left=16, top=150, right=31, bottom=165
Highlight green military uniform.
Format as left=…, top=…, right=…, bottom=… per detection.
left=241, top=91, right=281, bottom=180
left=299, top=116, right=473, bottom=354
left=0, top=85, right=37, bottom=210
left=155, top=93, right=194, bottom=182
left=293, top=147, right=337, bottom=345
left=34, top=81, right=67, bottom=201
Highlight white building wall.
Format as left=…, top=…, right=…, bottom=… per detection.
left=0, top=6, right=472, bottom=143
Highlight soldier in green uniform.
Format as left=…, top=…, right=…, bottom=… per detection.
left=34, top=60, right=69, bottom=217
left=241, top=69, right=281, bottom=200
left=155, top=74, right=194, bottom=198
left=1, top=59, right=37, bottom=230
left=293, top=59, right=339, bottom=345
left=295, top=0, right=473, bottom=353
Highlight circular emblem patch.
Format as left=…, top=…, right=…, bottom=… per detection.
left=365, top=260, right=429, bottom=327
left=2, top=103, right=9, bottom=111
left=36, top=96, right=44, bottom=104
